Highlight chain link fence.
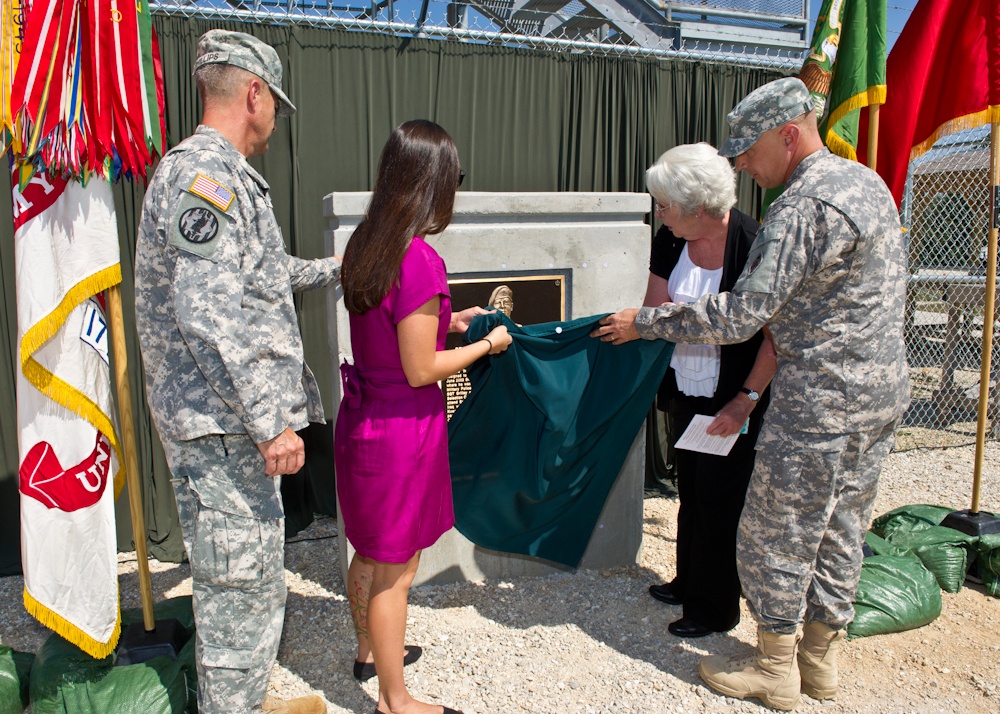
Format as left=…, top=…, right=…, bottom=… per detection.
left=899, top=125, right=998, bottom=451
left=150, top=0, right=807, bottom=69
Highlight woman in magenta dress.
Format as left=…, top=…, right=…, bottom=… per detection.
left=335, top=120, right=511, bottom=714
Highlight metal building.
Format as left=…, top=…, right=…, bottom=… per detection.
left=153, top=0, right=809, bottom=67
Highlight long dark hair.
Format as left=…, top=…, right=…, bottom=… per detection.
left=342, top=120, right=461, bottom=314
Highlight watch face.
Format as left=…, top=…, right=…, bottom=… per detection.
left=743, top=388, right=759, bottom=401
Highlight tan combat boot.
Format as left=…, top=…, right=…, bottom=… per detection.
left=797, top=621, right=846, bottom=699
left=262, top=694, right=327, bottom=714
left=699, top=627, right=802, bottom=711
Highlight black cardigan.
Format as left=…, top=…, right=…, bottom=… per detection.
left=649, top=208, right=772, bottom=421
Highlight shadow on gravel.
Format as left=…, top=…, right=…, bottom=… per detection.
left=117, top=561, right=193, bottom=612
left=410, top=562, right=731, bottom=688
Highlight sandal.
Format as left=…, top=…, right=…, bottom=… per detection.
left=353, top=645, right=423, bottom=682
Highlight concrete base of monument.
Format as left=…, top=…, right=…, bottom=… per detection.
left=335, top=428, right=645, bottom=587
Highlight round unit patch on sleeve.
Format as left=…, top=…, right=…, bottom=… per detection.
left=168, top=190, right=231, bottom=260
left=178, top=206, right=220, bottom=244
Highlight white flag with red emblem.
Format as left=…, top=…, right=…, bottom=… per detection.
left=14, top=167, right=125, bottom=659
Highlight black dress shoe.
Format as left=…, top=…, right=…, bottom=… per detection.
left=648, top=583, right=682, bottom=606
left=667, top=617, right=714, bottom=638
left=354, top=645, right=423, bottom=681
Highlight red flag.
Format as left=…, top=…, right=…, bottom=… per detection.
left=9, top=0, right=73, bottom=149
left=80, top=0, right=112, bottom=172
left=8, top=0, right=165, bottom=180
left=858, top=0, right=1000, bottom=207
left=151, top=25, right=167, bottom=160
left=107, top=0, right=151, bottom=174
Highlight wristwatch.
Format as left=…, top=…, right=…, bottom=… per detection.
left=741, top=387, right=760, bottom=402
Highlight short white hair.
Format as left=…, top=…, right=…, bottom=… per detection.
left=645, top=143, right=736, bottom=219
left=194, top=63, right=255, bottom=107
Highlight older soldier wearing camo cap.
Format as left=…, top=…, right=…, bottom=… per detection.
left=134, top=29, right=338, bottom=714
left=593, top=76, right=909, bottom=709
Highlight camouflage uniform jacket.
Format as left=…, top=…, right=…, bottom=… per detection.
left=135, top=126, right=341, bottom=445
left=635, top=148, right=910, bottom=436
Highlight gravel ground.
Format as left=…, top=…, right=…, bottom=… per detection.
left=2, top=442, right=999, bottom=713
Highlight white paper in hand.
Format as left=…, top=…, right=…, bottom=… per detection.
left=674, top=414, right=739, bottom=456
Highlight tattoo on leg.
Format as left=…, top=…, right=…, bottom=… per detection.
left=350, top=571, right=371, bottom=639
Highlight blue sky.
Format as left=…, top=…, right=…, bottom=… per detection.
left=808, top=0, right=918, bottom=52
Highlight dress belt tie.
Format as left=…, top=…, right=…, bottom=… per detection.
left=339, top=360, right=415, bottom=409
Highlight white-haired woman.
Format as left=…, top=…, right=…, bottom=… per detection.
left=643, top=143, right=777, bottom=638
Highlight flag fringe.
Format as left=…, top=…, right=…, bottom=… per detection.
left=23, top=586, right=121, bottom=660
left=826, top=129, right=860, bottom=162
left=910, top=106, right=1000, bottom=161
left=19, top=263, right=121, bottom=360
left=825, top=84, right=887, bottom=134
left=20, top=263, right=127, bottom=499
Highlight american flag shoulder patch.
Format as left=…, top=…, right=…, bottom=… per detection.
left=188, top=174, right=235, bottom=211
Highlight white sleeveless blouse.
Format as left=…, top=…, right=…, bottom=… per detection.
left=667, top=244, right=722, bottom=398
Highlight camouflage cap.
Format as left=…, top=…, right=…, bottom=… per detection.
left=194, top=30, right=296, bottom=118
left=719, top=77, right=814, bottom=158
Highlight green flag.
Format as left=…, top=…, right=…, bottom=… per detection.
left=136, top=0, right=164, bottom=157
left=762, top=0, right=887, bottom=217
left=814, top=0, right=888, bottom=160
left=799, top=0, right=847, bottom=120
left=762, top=0, right=851, bottom=218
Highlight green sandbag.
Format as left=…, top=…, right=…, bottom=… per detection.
left=889, top=527, right=977, bottom=593
left=30, top=597, right=197, bottom=714
left=870, top=504, right=978, bottom=593
left=849, top=554, right=942, bottom=638
left=0, top=645, right=33, bottom=714
left=870, top=504, right=953, bottom=539
left=864, top=531, right=909, bottom=558
left=975, top=531, right=1000, bottom=598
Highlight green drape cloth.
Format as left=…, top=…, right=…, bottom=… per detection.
left=449, top=312, right=673, bottom=567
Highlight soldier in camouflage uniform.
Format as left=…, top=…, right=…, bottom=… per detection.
left=593, top=77, right=909, bottom=710
left=134, top=30, right=338, bottom=714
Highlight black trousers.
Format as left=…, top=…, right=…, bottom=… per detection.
left=668, top=393, right=759, bottom=631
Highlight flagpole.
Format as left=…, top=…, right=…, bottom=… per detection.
left=107, top=285, right=156, bottom=632
left=867, top=105, right=880, bottom=171
left=971, top=120, right=999, bottom=515
left=945, top=118, right=1000, bottom=536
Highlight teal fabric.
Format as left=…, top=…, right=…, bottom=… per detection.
left=449, top=312, right=673, bottom=567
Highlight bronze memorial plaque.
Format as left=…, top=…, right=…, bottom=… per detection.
left=444, top=271, right=570, bottom=419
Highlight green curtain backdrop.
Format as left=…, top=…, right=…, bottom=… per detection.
left=0, top=16, right=783, bottom=575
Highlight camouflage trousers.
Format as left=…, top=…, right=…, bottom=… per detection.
left=162, top=434, right=287, bottom=714
left=736, top=422, right=897, bottom=634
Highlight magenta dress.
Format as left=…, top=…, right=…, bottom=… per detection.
left=335, top=237, right=455, bottom=563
